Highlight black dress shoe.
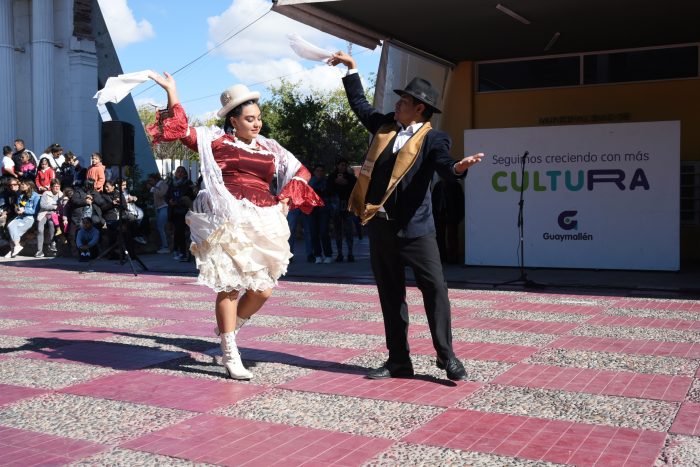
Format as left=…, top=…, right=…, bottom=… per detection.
left=437, top=357, right=468, bottom=381
left=366, top=360, right=414, bottom=380
left=347, top=254, right=354, bottom=262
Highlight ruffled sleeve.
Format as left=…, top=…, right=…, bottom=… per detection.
left=278, top=177, right=324, bottom=215
left=145, top=103, right=191, bottom=145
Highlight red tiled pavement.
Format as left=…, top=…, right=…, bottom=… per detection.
left=492, top=363, right=692, bottom=401
left=0, top=260, right=697, bottom=466
left=670, top=402, right=700, bottom=436
left=300, top=318, right=428, bottom=337
left=610, top=299, right=700, bottom=311
left=453, top=317, right=578, bottom=334
left=403, top=409, right=666, bottom=466
left=122, top=414, right=393, bottom=466
left=280, top=369, right=482, bottom=407
left=18, top=341, right=186, bottom=370
left=0, top=384, right=48, bottom=406
left=0, top=322, right=117, bottom=342
left=240, top=341, right=366, bottom=368
left=585, top=315, right=700, bottom=330
left=409, top=338, right=539, bottom=362
left=62, top=371, right=266, bottom=412
left=0, top=426, right=107, bottom=465
left=549, top=335, right=700, bottom=359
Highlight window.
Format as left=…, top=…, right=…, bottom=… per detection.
left=477, top=44, right=699, bottom=92
left=478, top=57, right=580, bottom=92
left=584, top=46, right=698, bottom=84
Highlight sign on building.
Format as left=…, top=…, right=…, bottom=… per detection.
left=464, top=121, right=680, bottom=270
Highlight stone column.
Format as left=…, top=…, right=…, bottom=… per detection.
left=31, top=0, right=54, bottom=151
left=0, top=0, right=16, bottom=144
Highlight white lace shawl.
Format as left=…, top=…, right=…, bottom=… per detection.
left=194, top=126, right=302, bottom=218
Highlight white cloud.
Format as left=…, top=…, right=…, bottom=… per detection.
left=227, top=58, right=344, bottom=94
left=207, top=0, right=343, bottom=62
left=98, top=0, right=155, bottom=49
left=208, top=0, right=354, bottom=93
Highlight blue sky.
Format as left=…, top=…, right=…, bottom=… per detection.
left=97, top=0, right=382, bottom=121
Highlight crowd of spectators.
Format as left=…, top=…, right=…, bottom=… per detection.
left=0, top=138, right=198, bottom=263
left=288, top=158, right=361, bottom=264
left=1, top=140, right=462, bottom=265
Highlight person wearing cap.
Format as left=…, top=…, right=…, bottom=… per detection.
left=329, top=51, right=484, bottom=382
left=148, top=71, right=322, bottom=380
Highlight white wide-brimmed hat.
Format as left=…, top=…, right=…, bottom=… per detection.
left=216, top=84, right=260, bottom=118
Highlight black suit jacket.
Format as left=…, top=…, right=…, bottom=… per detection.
left=343, top=72, right=466, bottom=238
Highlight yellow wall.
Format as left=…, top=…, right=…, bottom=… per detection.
left=442, top=69, right=700, bottom=262
left=474, top=79, right=700, bottom=160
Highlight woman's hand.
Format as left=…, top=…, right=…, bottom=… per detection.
left=149, top=71, right=180, bottom=107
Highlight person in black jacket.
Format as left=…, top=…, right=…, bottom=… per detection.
left=68, top=179, right=104, bottom=256
left=432, top=177, right=465, bottom=264
left=166, top=166, right=194, bottom=261
left=330, top=51, right=483, bottom=381
left=327, top=158, right=357, bottom=262
left=59, top=152, right=86, bottom=189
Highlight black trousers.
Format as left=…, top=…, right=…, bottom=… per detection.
left=368, top=218, right=455, bottom=364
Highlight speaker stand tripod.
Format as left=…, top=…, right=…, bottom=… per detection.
left=84, top=166, right=148, bottom=276
left=494, top=150, right=543, bottom=289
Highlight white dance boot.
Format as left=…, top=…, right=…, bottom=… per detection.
left=220, top=331, right=252, bottom=380
left=215, top=316, right=249, bottom=336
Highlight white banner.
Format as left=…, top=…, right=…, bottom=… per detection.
left=464, top=121, right=680, bottom=271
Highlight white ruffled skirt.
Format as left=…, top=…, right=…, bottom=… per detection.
left=186, top=196, right=291, bottom=293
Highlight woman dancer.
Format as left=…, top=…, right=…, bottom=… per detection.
left=148, top=72, right=321, bottom=380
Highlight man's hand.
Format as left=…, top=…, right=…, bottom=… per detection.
left=454, top=153, right=484, bottom=174
left=328, top=51, right=357, bottom=70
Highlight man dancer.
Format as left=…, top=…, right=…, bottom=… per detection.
left=330, top=52, right=483, bottom=381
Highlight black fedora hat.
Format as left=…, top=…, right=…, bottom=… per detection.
left=393, top=77, right=442, bottom=114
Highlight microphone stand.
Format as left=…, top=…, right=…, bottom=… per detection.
left=495, top=150, right=542, bottom=288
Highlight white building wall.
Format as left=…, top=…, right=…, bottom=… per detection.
left=6, top=0, right=100, bottom=166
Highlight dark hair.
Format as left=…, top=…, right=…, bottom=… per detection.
left=148, top=172, right=161, bottom=181
left=14, top=138, right=24, bottom=145
left=336, top=158, right=348, bottom=166
left=63, top=187, right=74, bottom=198
left=223, top=99, right=258, bottom=135
left=39, top=157, right=50, bottom=167
left=91, top=152, right=102, bottom=161
left=20, top=179, right=37, bottom=196
left=313, top=164, right=325, bottom=171
left=3, top=145, right=11, bottom=155
left=408, top=96, right=435, bottom=121
left=50, top=178, right=61, bottom=187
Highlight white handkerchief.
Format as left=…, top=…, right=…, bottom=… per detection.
left=93, top=70, right=154, bottom=106
left=287, top=33, right=333, bottom=62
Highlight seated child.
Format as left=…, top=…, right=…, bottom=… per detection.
left=76, top=216, right=99, bottom=262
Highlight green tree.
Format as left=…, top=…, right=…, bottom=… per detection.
left=263, top=79, right=372, bottom=170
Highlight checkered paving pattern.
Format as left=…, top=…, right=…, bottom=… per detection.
left=0, top=264, right=697, bottom=466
